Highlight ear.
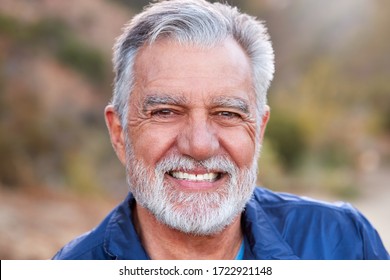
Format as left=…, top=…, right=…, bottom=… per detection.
left=104, top=105, right=127, bottom=166
left=259, top=105, right=270, bottom=143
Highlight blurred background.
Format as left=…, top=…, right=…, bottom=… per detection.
left=0, top=0, right=389, bottom=259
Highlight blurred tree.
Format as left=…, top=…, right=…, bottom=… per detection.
left=265, top=111, right=306, bottom=170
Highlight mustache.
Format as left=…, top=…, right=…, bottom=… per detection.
left=155, top=154, right=238, bottom=175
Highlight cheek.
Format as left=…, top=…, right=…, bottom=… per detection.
left=129, top=125, right=178, bottom=165
left=219, top=127, right=257, bottom=168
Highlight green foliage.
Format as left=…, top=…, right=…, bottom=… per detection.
left=29, top=18, right=69, bottom=45
left=0, top=14, right=20, bottom=36
left=57, top=40, right=106, bottom=83
left=265, top=112, right=307, bottom=170
left=265, top=52, right=390, bottom=195
left=0, top=14, right=112, bottom=191
left=0, top=92, right=54, bottom=187
left=0, top=14, right=107, bottom=84
left=63, top=152, right=101, bottom=194
left=369, top=82, right=390, bottom=134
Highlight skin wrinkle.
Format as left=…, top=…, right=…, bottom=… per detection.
left=98, top=0, right=276, bottom=259
left=112, top=0, right=275, bottom=132
left=123, top=38, right=264, bottom=232
left=129, top=101, right=258, bottom=166
left=141, top=94, right=251, bottom=115
left=211, top=95, right=250, bottom=115
left=142, top=94, right=188, bottom=112
left=141, top=94, right=255, bottom=125
left=105, top=33, right=270, bottom=259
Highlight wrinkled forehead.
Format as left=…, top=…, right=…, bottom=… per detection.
left=131, top=37, right=255, bottom=102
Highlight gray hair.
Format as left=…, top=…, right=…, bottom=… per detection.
left=112, top=0, right=274, bottom=127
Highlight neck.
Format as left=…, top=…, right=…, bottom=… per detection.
left=133, top=203, right=243, bottom=260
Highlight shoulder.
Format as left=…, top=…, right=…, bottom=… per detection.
left=248, top=187, right=389, bottom=259
left=251, top=186, right=360, bottom=217
left=52, top=207, right=119, bottom=260
left=249, top=187, right=363, bottom=239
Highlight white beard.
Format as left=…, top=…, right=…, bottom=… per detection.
left=125, top=146, right=258, bottom=236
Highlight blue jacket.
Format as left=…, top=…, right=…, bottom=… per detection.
left=52, top=187, right=389, bottom=259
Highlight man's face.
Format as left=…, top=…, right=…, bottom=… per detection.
left=118, top=38, right=268, bottom=235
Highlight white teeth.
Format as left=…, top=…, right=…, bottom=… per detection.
left=170, top=171, right=219, bottom=182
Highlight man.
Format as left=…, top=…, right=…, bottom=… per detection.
left=53, top=0, right=389, bottom=259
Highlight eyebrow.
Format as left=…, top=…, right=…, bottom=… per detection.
left=142, top=94, right=187, bottom=111
left=142, top=94, right=250, bottom=114
left=211, top=96, right=250, bottom=114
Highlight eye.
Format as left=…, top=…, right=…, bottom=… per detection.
left=151, top=109, right=174, bottom=116
left=216, top=111, right=242, bottom=119
left=150, top=108, right=181, bottom=120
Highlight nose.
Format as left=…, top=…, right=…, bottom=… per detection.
left=176, top=113, right=220, bottom=161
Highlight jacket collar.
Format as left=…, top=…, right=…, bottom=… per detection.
left=242, top=189, right=300, bottom=260
left=104, top=192, right=149, bottom=259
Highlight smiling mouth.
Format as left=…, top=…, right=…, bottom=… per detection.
left=168, top=171, right=223, bottom=182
